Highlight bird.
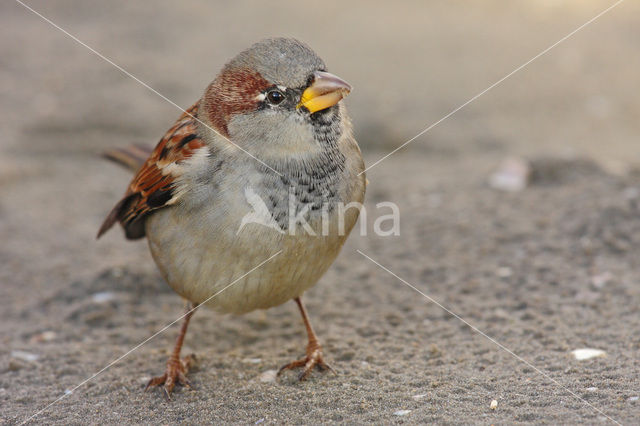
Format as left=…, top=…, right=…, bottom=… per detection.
left=98, top=37, right=366, bottom=397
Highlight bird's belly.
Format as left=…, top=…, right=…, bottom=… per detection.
left=145, top=203, right=350, bottom=314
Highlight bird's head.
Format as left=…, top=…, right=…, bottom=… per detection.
left=200, top=38, right=352, bottom=158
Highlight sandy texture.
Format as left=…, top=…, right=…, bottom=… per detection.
left=2, top=1, right=639, bottom=424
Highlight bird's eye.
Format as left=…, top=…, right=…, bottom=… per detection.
left=266, top=90, right=285, bottom=105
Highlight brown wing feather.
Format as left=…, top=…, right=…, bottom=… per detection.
left=97, top=102, right=206, bottom=240
left=102, top=144, right=154, bottom=173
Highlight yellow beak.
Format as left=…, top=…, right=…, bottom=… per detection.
left=297, top=71, right=352, bottom=114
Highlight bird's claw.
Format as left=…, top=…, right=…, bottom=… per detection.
left=277, top=344, right=335, bottom=381
left=145, top=354, right=195, bottom=398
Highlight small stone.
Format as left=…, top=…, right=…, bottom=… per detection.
left=572, top=348, right=606, bottom=361
left=496, top=267, right=512, bottom=278
left=586, top=387, right=598, bottom=392
left=412, top=393, right=428, bottom=401
left=393, top=410, right=411, bottom=416
left=429, top=344, right=441, bottom=357
left=8, top=360, right=26, bottom=371
left=591, top=272, right=612, bottom=289
left=255, top=419, right=265, bottom=425
left=490, top=399, right=498, bottom=410
left=243, top=358, right=262, bottom=364
left=489, top=157, right=531, bottom=192
left=39, top=331, right=57, bottom=342
left=91, top=292, right=116, bottom=303
left=259, top=370, right=277, bottom=383
left=11, top=350, right=39, bottom=362
left=628, top=396, right=639, bottom=402
left=30, top=330, right=57, bottom=343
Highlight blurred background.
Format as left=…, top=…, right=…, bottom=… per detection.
left=3, top=1, right=639, bottom=164
left=2, top=1, right=639, bottom=423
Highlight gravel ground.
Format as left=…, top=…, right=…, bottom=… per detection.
left=2, top=1, right=639, bottom=424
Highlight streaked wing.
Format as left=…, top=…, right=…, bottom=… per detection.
left=98, top=102, right=206, bottom=239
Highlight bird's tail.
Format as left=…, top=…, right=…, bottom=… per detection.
left=102, top=144, right=153, bottom=173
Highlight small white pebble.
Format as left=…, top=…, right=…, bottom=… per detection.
left=412, top=393, right=428, bottom=401
left=496, top=267, right=512, bottom=278
left=489, top=157, right=531, bottom=192
left=259, top=370, right=277, bottom=383
left=591, top=272, right=612, bottom=289
left=572, top=348, right=606, bottom=361
left=393, top=410, right=412, bottom=416
left=30, top=330, right=57, bottom=343
left=586, top=387, right=599, bottom=392
left=490, top=400, right=498, bottom=410
left=11, top=350, right=39, bottom=362
left=628, top=396, right=639, bottom=402
left=255, top=418, right=265, bottom=424
left=64, top=389, right=73, bottom=396
left=243, top=358, right=262, bottom=364
left=40, top=331, right=57, bottom=341
left=91, top=291, right=116, bottom=303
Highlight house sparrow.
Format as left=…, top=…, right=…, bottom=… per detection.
left=98, top=38, right=366, bottom=397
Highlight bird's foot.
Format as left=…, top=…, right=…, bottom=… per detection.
left=277, top=342, right=335, bottom=381
left=145, top=354, right=195, bottom=398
